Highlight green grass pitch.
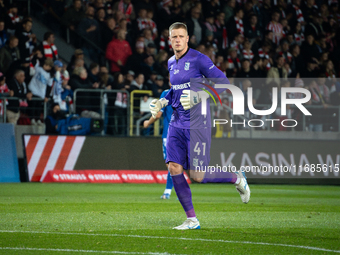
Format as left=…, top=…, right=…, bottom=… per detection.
left=0, top=183, right=339, bottom=254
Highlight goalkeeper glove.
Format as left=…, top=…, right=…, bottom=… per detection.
left=180, top=90, right=202, bottom=110
left=149, top=98, right=168, bottom=119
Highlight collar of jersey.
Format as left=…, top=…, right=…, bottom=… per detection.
left=176, top=47, right=190, bottom=62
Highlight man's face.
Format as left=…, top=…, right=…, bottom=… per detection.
left=272, top=12, right=280, bottom=22
left=16, top=72, right=25, bottom=84
left=0, top=22, right=4, bottom=31
left=277, top=57, right=284, bottom=67
left=48, top=34, right=55, bottom=44
left=10, top=38, right=19, bottom=48
left=169, top=28, right=189, bottom=53
left=250, top=16, right=257, bottom=25
left=136, top=74, right=144, bottom=85
left=23, top=21, right=32, bottom=32
left=74, top=0, right=82, bottom=9
left=87, top=7, right=95, bottom=17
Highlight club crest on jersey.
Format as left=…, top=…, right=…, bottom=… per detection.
left=193, top=158, right=198, bottom=167
left=184, top=62, right=190, bottom=71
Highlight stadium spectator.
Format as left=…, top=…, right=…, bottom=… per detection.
left=61, top=0, right=85, bottom=32
left=69, top=66, right=100, bottom=116
left=15, top=18, right=37, bottom=64
left=105, top=29, right=132, bottom=74
left=125, top=40, right=145, bottom=74
left=7, top=69, right=32, bottom=124
left=154, top=50, right=169, bottom=78
left=0, top=35, right=20, bottom=75
left=28, top=58, right=54, bottom=123
left=51, top=60, right=73, bottom=112
left=300, top=34, right=320, bottom=63
left=0, top=72, right=10, bottom=118
left=151, top=75, right=168, bottom=98
left=5, top=4, right=20, bottom=36
left=98, top=66, right=114, bottom=88
left=214, top=12, right=227, bottom=51
left=267, top=55, right=288, bottom=86
left=244, top=14, right=262, bottom=47
left=145, top=42, right=157, bottom=57
left=228, top=7, right=245, bottom=45
left=185, top=6, right=203, bottom=46
left=249, top=56, right=266, bottom=78
left=113, top=0, right=135, bottom=24
left=237, top=59, right=251, bottom=78
left=101, top=17, right=117, bottom=51
left=278, top=39, right=292, bottom=64
left=266, top=10, right=284, bottom=45
left=141, top=54, right=156, bottom=82
left=0, top=20, right=8, bottom=49
left=157, top=28, right=172, bottom=54
left=242, top=40, right=254, bottom=62
left=290, top=44, right=304, bottom=77
left=302, top=0, right=318, bottom=24
left=222, top=0, right=236, bottom=24
left=129, top=73, right=147, bottom=91
left=143, top=28, right=155, bottom=49
left=40, top=32, right=59, bottom=61
left=45, top=103, right=67, bottom=134
left=293, top=22, right=305, bottom=45
left=88, top=62, right=100, bottom=85
left=156, top=0, right=176, bottom=33
left=287, top=0, right=305, bottom=29
left=67, top=49, right=85, bottom=74
left=304, top=60, right=320, bottom=79
left=146, top=70, right=158, bottom=90
left=304, top=12, right=324, bottom=40
left=226, top=47, right=241, bottom=77
left=95, top=7, right=107, bottom=33
left=112, top=72, right=128, bottom=135
left=77, top=5, right=101, bottom=62
left=46, top=0, right=66, bottom=35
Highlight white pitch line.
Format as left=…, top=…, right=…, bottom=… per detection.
left=0, top=247, right=179, bottom=255
left=1, top=230, right=339, bottom=253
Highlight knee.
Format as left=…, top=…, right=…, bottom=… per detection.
left=192, top=177, right=204, bottom=183
left=168, top=162, right=182, bottom=175
left=189, top=170, right=204, bottom=183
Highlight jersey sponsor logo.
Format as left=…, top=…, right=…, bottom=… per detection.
left=184, top=62, right=190, bottom=70
left=174, top=69, right=179, bottom=74
left=172, top=82, right=190, bottom=90
left=193, top=158, right=198, bottom=167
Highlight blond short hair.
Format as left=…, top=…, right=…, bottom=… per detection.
left=169, top=22, right=188, bottom=34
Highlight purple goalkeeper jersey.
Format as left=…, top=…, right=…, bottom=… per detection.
left=164, top=48, right=229, bottom=129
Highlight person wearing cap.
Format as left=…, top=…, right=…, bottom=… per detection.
left=105, top=29, right=132, bottom=73
left=27, top=58, right=54, bottom=122
left=51, top=60, right=72, bottom=112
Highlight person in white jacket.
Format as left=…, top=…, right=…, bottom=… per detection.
left=28, top=57, right=53, bottom=123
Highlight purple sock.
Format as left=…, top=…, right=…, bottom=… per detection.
left=171, top=173, right=196, bottom=218
left=201, top=171, right=237, bottom=184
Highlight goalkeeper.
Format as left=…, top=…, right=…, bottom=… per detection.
left=149, top=22, right=250, bottom=230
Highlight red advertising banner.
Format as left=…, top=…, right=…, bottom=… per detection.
left=118, top=170, right=156, bottom=183
left=152, top=171, right=191, bottom=184
left=84, top=170, right=123, bottom=183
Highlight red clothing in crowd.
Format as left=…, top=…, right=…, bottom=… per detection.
left=105, top=38, right=132, bottom=73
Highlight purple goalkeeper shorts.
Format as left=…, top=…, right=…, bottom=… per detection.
left=166, top=125, right=211, bottom=170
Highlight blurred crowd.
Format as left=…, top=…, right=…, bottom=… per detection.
left=0, top=0, right=339, bottom=133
